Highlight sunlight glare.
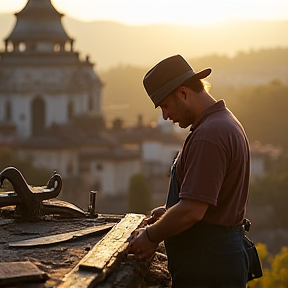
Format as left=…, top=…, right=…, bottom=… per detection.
left=1, top=0, right=288, bottom=25
left=52, top=0, right=225, bottom=25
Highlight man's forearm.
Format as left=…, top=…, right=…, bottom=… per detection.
left=147, top=198, right=208, bottom=243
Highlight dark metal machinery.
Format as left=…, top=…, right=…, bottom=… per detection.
left=0, top=167, right=92, bottom=220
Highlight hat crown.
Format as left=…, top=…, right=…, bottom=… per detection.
left=143, top=54, right=211, bottom=107
left=143, top=55, right=192, bottom=96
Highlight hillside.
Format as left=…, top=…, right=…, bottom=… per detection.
left=1, top=12, right=288, bottom=136
left=0, top=12, right=288, bottom=71
left=100, top=48, right=288, bottom=126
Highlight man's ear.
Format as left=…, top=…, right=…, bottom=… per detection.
left=177, top=86, right=187, bottom=101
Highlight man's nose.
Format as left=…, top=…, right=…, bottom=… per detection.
left=162, top=109, right=169, bottom=120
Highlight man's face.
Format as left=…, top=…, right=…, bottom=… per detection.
left=158, top=88, right=195, bottom=128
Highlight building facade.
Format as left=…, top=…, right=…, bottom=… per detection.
left=0, top=0, right=102, bottom=139
left=0, top=0, right=183, bottom=210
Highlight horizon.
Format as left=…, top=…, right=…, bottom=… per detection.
left=0, top=13, right=287, bottom=71
left=0, top=1, right=288, bottom=72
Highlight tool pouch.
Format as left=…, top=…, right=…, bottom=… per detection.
left=242, top=219, right=263, bottom=281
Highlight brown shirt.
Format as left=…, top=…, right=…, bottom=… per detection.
left=176, top=100, right=250, bottom=226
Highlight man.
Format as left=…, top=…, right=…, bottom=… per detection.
left=128, top=55, right=250, bottom=288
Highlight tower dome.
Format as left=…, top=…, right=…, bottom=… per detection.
left=5, top=0, right=73, bottom=53
left=0, top=0, right=103, bottom=138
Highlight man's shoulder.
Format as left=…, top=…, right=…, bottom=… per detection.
left=193, top=110, right=245, bottom=142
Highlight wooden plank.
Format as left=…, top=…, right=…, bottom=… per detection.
left=0, top=261, right=48, bottom=286
left=57, top=213, right=145, bottom=288
left=79, top=213, right=144, bottom=272
left=9, top=223, right=114, bottom=247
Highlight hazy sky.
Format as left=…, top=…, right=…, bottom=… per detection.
left=1, top=0, right=288, bottom=25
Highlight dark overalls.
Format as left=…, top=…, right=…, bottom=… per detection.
left=164, top=156, right=248, bottom=288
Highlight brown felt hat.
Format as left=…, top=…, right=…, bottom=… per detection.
left=143, top=55, right=212, bottom=108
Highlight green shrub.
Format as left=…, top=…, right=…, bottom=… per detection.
left=127, top=173, right=152, bottom=214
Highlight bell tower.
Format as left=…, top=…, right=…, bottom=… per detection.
left=4, top=0, right=73, bottom=54
left=0, top=0, right=103, bottom=138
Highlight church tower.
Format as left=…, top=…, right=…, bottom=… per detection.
left=0, top=0, right=103, bottom=138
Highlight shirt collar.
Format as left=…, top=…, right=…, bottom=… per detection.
left=190, top=100, right=226, bottom=132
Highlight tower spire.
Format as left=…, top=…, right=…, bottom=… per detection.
left=5, top=0, right=73, bottom=53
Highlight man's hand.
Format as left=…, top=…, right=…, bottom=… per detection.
left=128, top=198, right=208, bottom=260
left=146, top=206, right=167, bottom=225
left=127, top=227, right=159, bottom=260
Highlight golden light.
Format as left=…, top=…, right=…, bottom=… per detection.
left=0, top=0, right=288, bottom=25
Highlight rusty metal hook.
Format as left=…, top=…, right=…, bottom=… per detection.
left=0, top=167, right=62, bottom=219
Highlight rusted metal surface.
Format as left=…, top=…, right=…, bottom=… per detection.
left=0, top=215, right=123, bottom=287
left=0, top=167, right=62, bottom=220
left=1, top=212, right=171, bottom=287
left=88, top=191, right=98, bottom=217
left=0, top=167, right=62, bottom=204
left=0, top=167, right=89, bottom=219
left=9, top=223, right=115, bottom=247
left=41, top=198, right=87, bottom=218
left=0, top=167, right=171, bottom=287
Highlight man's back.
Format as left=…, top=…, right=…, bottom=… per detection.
left=177, top=100, right=250, bottom=226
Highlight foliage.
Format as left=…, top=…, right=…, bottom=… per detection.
left=228, top=81, right=288, bottom=150
left=0, top=146, right=52, bottom=187
left=127, top=173, right=152, bottom=214
left=99, top=47, right=288, bottom=118
left=271, top=247, right=288, bottom=287
left=256, top=243, right=271, bottom=268
left=249, top=170, right=288, bottom=229
left=249, top=245, right=288, bottom=288
left=190, top=48, right=288, bottom=71
left=100, top=49, right=288, bottom=152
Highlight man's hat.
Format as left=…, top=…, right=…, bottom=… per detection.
left=143, top=55, right=212, bottom=108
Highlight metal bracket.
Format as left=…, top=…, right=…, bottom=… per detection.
left=0, top=167, right=86, bottom=220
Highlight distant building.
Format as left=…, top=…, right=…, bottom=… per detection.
left=109, top=116, right=183, bottom=178
left=250, top=141, right=282, bottom=181
left=0, top=0, right=183, bottom=209
left=0, top=0, right=102, bottom=139
left=210, top=61, right=288, bottom=87
left=2, top=1, right=278, bottom=210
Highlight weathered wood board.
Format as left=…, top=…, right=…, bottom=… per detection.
left=57, top=213, right=145, bottom=288
left=9, top=223, right=114, bottom=247
left=0, top=261, right=48, bottom=286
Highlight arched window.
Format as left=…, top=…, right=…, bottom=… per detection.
left=64, top=42, right=71, bottom=51
left=88, top=96, right=93, bottom=111
left=5, top=102, right=12, bottom=121
left=7, top=41, right=14, bottom=52
left=31, top=96, right=45, bottom=135
left=19, top=42, right=26, bottom=52
left=67, top=101, right=74, bottom=120
left=54, top=44, right=60, bottom=52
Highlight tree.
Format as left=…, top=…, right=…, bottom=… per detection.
left=127, top=173, right=152, bottom=214
left=0, top=146, right=52, bottom=187
left=249, top=171, right=288, bottom=229
left=248, top=245, right=288, bottom=288
left=229, top=82, right=288, bottom=150
left=271, top=247, right=288, bottom=287
left=248, top=243, right=270, bottom=288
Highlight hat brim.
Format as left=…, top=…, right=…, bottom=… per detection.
left=151, top=68, right=212, bottom=108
